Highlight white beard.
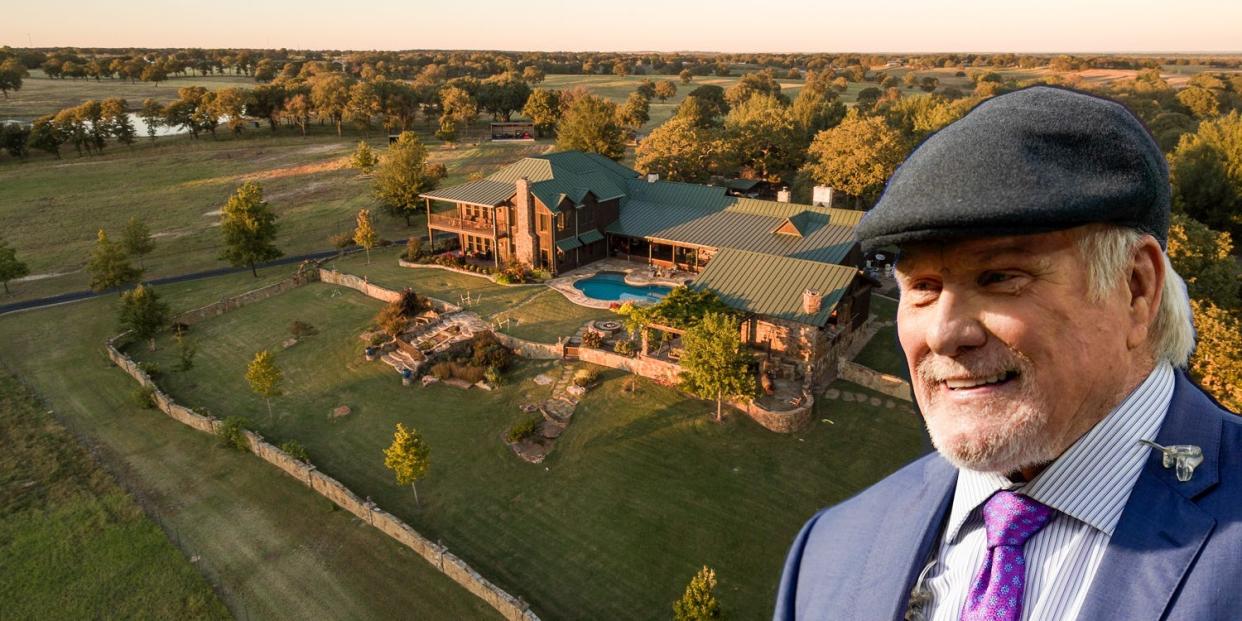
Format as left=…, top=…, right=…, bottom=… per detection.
left=915, top=346, right=1060, bottom=474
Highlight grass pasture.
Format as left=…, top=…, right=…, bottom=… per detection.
left=0, top=271, right=503, bottom=621
left=0, top=70, right=259, bottom=121
left=0, top=370, right=228, bottom=620
left=118, top=278, right=928, bottom=620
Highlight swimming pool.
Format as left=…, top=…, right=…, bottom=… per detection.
left=573, top=272, right=672, bottom=303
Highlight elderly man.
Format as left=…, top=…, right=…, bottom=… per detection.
left=775, top=87, right=1241, bottom=621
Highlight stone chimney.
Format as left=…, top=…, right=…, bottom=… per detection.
left=812, top=185, right=834, bottom=207
left=802, top=288, right=823, bottom=314
left=776, top=187, right=792, bottom=203
left=646, top=173, right=659, bottom=183
left=513, top=177, right=537, bottom=267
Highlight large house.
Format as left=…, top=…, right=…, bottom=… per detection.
left=420, top=151, right=874, bottom=387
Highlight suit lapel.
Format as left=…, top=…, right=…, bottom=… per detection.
left=1076, top=372, right=1222, bottom=621
left=853, top=456, right=957, bottom=621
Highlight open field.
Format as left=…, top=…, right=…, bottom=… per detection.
left=0, top=370, right=228, bottom=619
left=1, top=70, right=260, bottom=121
left=117, top=276, right=928, bottom=620
left=0, top=271, right=504, bottom=620
left=0, top=130, right=550, bottom=304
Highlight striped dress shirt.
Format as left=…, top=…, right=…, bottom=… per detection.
left=921, top=361, right=1175, bottom=621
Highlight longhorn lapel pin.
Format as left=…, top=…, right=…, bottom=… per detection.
left=1139, top=439, right=1204, bottom=482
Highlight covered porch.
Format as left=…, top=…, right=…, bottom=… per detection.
left=423, top=197, right=511, bottom=267
left=607, top=234, right=716, bottom=274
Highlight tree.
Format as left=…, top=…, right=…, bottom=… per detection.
left=27, top=115, right=64, bottom=158
left=687, top=84, right=730, bottom=118
left=439, top=85, right=478, bottom=138
left=1168, top=213, right=1241, bottom=310
left=477, top=72, right=531, bottom=121
left=1189, top=300, right=1242, bottom=412
left=213, top=87, right=249, bottom=134
left=347, top=80, right=381, bottom=133
left=791, top=86, right=846, bottom=141
left=618, top=92, right=651, bottom=130
left=0, top=58, right=29, bottom=98
left=522, top=65, right=545, bottom=84
left=139, top=98, right=164, bottom=141
left=121, top=216, right=155, bottom=268
left=0, top=122, right=29, bottom=158
left=219, top=181, right=282, bottom=277
left=0, top=238, right=30, bottom=294
left=635, top=115, right=724, bottom=183
left=118, top=284, right=169, bottom=351
left=350, top=140, right=378, bottom=173
left=720, top=93, right=804, bottom=183
left=282, top=93, right=312, bottom=136
left=1176, top=86, right=1224, bottom=120
left=680, top=69, right=694, bottom=85
left=383, top=422, right=430, bottom=505
left=87, top=229, right=142, bottom=292
left=354, top=208, right=378, bottom=264
left=374, top=131, right=441, bottom=226
left=654, top=80, right=678, bottom=102
left=673, top=566, right=722, bottom=621
left=1169, top=112, right=1242, bottom=242
left=310, top=73, right=351, bottom=135
left=725, top=70, right=784, bottom=108
left=139, top=63, right=167, bottom=85
left=636, top=80, right=657, bottom=100
left=801, top=109, right=909, bottom=207
left=556, top=93, right=626, bottom=161
left=679, top=311, right=754, bottom=422
left=245, top=350, right=282, bottom=419
left=522, top=88, right=561, bottom=138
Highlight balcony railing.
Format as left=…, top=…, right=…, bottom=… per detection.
left=427, top=214, right=506, bottom=237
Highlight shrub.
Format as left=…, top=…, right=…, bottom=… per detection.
left=289, top=320, right=318, bottom=337
left=484, top=366, right=502, bottom=385
left=404, top=236, right=422, bottom=261
left=216, top=416, right=251, bottom=451
left=470, top=332, right=514, bottom=370
left=138, top=361, right=161, bottom=380
left=133, top=385, right=156, bottom=409
left=573, top=368, right=600, bottom=387
left=431, top=361, right=454, bottom=380
left=494, top=272, right=513, bottom=285
left=455, top=364, right=485, bottom=384
left=613, top=339, right=637, bottom=356
left=280, top=439, right=310, bottom=462
left=530, top=268, right=551, bottom=281
left=581, top=331, right=603, bottom=348
left=176, top=337, right=197, bottom=371
left=329, top=232, right=355, bottom=252
left=368, top=332, right=388, bottom=347
left=506, top=416, right=541, bottom=443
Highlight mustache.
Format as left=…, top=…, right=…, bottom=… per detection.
left=916, top=346, right=1033, bottom=385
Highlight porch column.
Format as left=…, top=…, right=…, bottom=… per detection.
left=492, top=212, right=500, bottom=268
left=425, top=198, right=432, bottom=251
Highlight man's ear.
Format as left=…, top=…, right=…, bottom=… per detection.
left=1126, top=236, right=1165, bottom=350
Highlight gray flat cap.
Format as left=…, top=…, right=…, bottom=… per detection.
left=856, top=86, right=1170, bottom=251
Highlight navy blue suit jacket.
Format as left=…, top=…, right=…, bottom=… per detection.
left=775, top=372, right=1242, bottom=620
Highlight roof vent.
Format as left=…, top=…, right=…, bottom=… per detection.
left=776, top=187, right=791, bottom=203
left=647, top=173, right=659, bottom=183
left=802, top=289, right=823, bottom=314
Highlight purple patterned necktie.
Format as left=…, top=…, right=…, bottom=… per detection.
left=960, top=490, right=1055, bottom=621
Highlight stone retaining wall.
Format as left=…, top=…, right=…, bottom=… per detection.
left=176, top=265, right=320, bottom=326
left=105, top=287, right=538, bottom=621
left=838, top=360, right=913, bottom=402
left=319, top=268, right=460, bottom=313
left=491, top=332, right=562, bottom=360
left=730, top=393, right=814, bottom=433
left=577, top=348, right=682, bottom=385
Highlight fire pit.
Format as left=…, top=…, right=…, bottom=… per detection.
left=592, top=319, right=623, bottom=335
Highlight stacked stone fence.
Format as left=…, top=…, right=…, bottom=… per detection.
left=318, top=268, right=461, bottom=314
left=577, top=347, right=682, bottom=385
left=105, top=290, right=539, bottom=620
left=491, top=332, right=562, bottom=360
left=838, top=360, right=913, bottom=402
left=176, top=265, right=321, bottom=326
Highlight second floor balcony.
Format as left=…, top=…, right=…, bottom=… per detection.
left=427, top=213, right=507, bottom=237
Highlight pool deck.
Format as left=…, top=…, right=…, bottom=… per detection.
left=546, top=259, right=696, bottom=308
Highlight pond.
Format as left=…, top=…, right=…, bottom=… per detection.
left=573, top=272, right=672, bottom=303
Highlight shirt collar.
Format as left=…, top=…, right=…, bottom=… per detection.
left=943, top=361, right=1175, bottom=542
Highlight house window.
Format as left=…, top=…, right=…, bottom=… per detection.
left=538, top=213, right=550, bottom=233
left=556, top=212, right=566, bottom=231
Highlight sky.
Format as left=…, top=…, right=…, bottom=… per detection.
left=3, top=0, right=1240, bottom=53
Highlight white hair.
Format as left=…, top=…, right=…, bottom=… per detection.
left=1077, top=225, right=1195, bottom=368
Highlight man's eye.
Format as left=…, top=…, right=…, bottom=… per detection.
left=978, top=272, right=1016, bottom=286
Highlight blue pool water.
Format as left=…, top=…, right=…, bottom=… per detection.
left=574, top=272, right=672, bottom=303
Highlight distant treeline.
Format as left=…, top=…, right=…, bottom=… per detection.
left=3, top=46, right=1241, bottom=87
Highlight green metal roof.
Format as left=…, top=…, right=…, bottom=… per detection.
left=555, top=236, right=582, bottom=252
left=487, top=151, right=636, bottom=213
left=578, top=228, right=604, bottom=245
left=419, top=180, right=515, bottom=206
left=691, top=249, right=858, bottom=327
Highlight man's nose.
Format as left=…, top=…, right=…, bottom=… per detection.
left=925, top=290, right=987, bottom=357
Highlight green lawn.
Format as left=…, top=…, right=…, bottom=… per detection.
left=853, top=294, right=910, bottom=380
left=123, top=279, right=928, bottom=620
left=0, top=370, right=228, bottom=620
left=0, top=271, right=502, bottom=620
